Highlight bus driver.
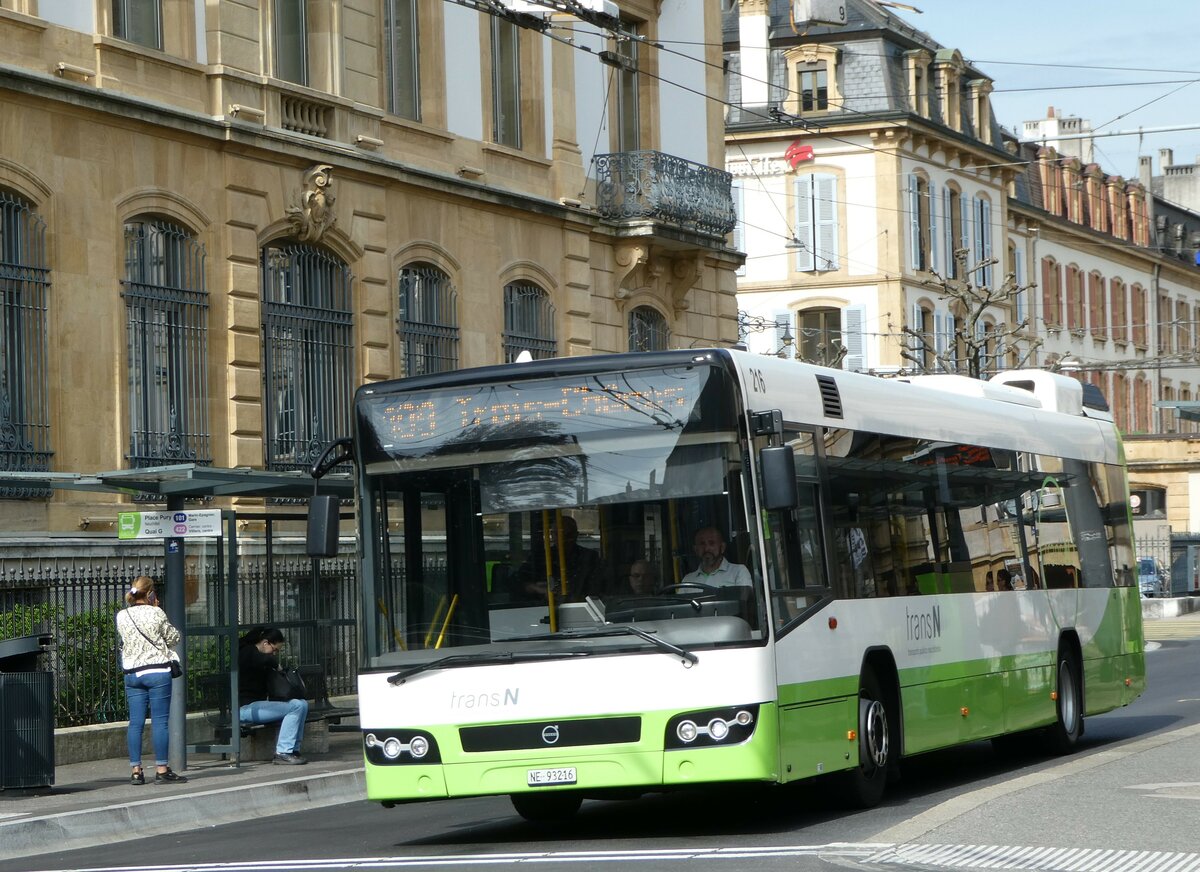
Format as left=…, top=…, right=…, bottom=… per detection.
left=681, top=526, right=752, bottom=588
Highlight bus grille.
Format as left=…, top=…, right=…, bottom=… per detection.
left=459, top=716, right=641, bottom=752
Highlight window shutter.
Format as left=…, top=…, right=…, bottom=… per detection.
left=794, top=176, right=815, bottom=272
left=960, top=193, right=972, bottom=266
left=908, top=175, right=921, bottom=271
left=972, top=196, right=984, bottom=283
left=1041, top=259, right=1054, bottom=325
left=775, top=310, right=793, bottom=358
left=943, top=187, right=954, bottom=274
left=814, top=174, right=839, bottom=270
left=842, top=305, right=865, bottom=371
left=929, top=184, right=939, bottom=274
left=1014, top=248, right=1026, bottom=322
left=911, top=302, right=925, bottom=359
left=980, top=199, right=992, bottom=286
left=934, top=312, right=947, bottom=370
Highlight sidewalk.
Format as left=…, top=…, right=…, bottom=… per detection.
left=0, top=599, right=1190, bottom=864
left=0, top=730, right=366, bottom=863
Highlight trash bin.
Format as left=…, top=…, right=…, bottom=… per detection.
left=0, top=633, right=55, bottom=789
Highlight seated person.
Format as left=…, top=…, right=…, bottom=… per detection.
left=517, top=516, right=609, bottom=602
left=238, top=627, right=309, bottom=765
left=681, top=527, right=752, bottom=588
left=612, top=558, right=657, bottom=596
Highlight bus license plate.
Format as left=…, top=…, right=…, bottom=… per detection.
left=527, top=767, right=577, bottom=787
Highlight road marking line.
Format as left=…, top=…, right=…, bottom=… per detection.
left=865, top=843, right=1200, bottom=871
left=40, top=842, right=1200, bottom=871
left=37, top=844, right=889, bottom=872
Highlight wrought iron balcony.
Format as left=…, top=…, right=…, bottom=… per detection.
left=594, top=151, right=737, bottom=237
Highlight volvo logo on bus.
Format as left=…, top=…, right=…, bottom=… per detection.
left=541, top=725, right=561, bottom=745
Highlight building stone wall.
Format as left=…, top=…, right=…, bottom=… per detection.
left=0, top=2, right=740, bottom=539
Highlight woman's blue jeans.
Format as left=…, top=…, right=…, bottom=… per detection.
left=124, top=670, right=173, bottom=767
left=240, top=699, right=309, bottom=755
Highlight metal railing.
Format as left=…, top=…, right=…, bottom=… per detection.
left=0, top=551, right=359, bottom=728
left=593, top=150, right=737, bottom=236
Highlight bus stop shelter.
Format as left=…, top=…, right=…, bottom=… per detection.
left=0, top=464, right=353, bottom=769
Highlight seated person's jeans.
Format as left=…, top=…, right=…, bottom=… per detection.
left=240, top=698, right=309, bottom=755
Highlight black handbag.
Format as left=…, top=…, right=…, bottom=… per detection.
left=267, top=667, right=307, bottom=701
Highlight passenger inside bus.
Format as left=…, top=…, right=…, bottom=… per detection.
left=622, top=559, right=657, bottom=596
left=515, top=515, right=610, bottom=602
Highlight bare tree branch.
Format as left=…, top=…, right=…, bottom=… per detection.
left=909, top=248, right=1040, bottom=380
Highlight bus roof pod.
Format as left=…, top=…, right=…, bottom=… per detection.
left=989, top=370, right=1086, bottom=416
left=899, top=373, right=1044, bottom=410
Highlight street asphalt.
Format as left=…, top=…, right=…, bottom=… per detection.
left=1, top=605, right=1194, bottom=864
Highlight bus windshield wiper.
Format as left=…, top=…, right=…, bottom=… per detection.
left=500, top=625, right=698, bottom=666
left=387, top=650, right=592, bottom=685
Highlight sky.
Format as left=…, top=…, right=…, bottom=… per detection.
left=888, top=0, right=1200, bottom=184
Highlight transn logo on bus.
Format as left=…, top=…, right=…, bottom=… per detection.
left=449, top=688, right=520, bottom=709
left=906, top=604, right=942, bottom=642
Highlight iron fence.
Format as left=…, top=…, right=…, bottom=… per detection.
left=0, top=549, right=359, bottom=728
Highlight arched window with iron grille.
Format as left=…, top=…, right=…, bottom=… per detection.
left=261, top=241, right=353, bottom=472
left=123, top=216, right=211, bottom=469
left=628, top=305, right=669, bottom=352
left=398, top=262, right=458, bottom=375
left=0, top=190, right=52, bottom=494
left=502, top=281, right=556, bottom=361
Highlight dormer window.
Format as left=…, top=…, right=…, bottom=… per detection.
left=782, top=45, right=840, bottom=116
left=799, top=62, right=828, bottom=112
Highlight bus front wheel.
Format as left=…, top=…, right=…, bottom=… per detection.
left=1045, top=648, right=1083, bottom=754
left=511, top=791, right=583, bottom=823
left=839, top=670, right=890, bottom=808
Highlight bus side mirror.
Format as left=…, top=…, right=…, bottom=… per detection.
left=306, top=494, right=340, bottom=558
left=760, top=446, right=798, bottom=511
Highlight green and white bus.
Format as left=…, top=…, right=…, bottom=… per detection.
left=333, top=348, right=1145, bottom=820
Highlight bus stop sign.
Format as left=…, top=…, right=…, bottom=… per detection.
left=118, top=509, right=223, bottom=540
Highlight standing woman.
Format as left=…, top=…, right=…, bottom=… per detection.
left=115, top=575, right=187, bottom=785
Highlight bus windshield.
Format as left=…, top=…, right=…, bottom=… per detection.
left=357, top=362, right=764, bottom=665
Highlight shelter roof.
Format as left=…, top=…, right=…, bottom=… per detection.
left=0, top=464, right=353, bottom=499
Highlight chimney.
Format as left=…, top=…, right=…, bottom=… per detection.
left=1046, top=106, right=1056, bottom=118
left=1139, top=156, right=1153, bottom=188
left=738, top=2, right=770, bottom=107
left=1159, top=148, right=1174, bottom=169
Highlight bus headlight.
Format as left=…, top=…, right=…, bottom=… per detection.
left=665, top=705, right=760, bottom=750
left=676, top=720, right=699, bottom=743
left=363, top=729, right=441, bottom=765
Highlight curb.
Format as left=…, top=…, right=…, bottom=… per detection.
left=0, top=768, right=366, bottom=863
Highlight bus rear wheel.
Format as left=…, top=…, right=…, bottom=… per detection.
left=511, top=791, right=583, bottom=823
left=1044, top=648, right=1083, bottom=754
left=839, top=670, right=890, bottom=808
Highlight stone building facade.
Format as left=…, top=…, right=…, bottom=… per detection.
left=0, top=0, right=740, bottom=537
left=723, top=0, right=1200, bottom=546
